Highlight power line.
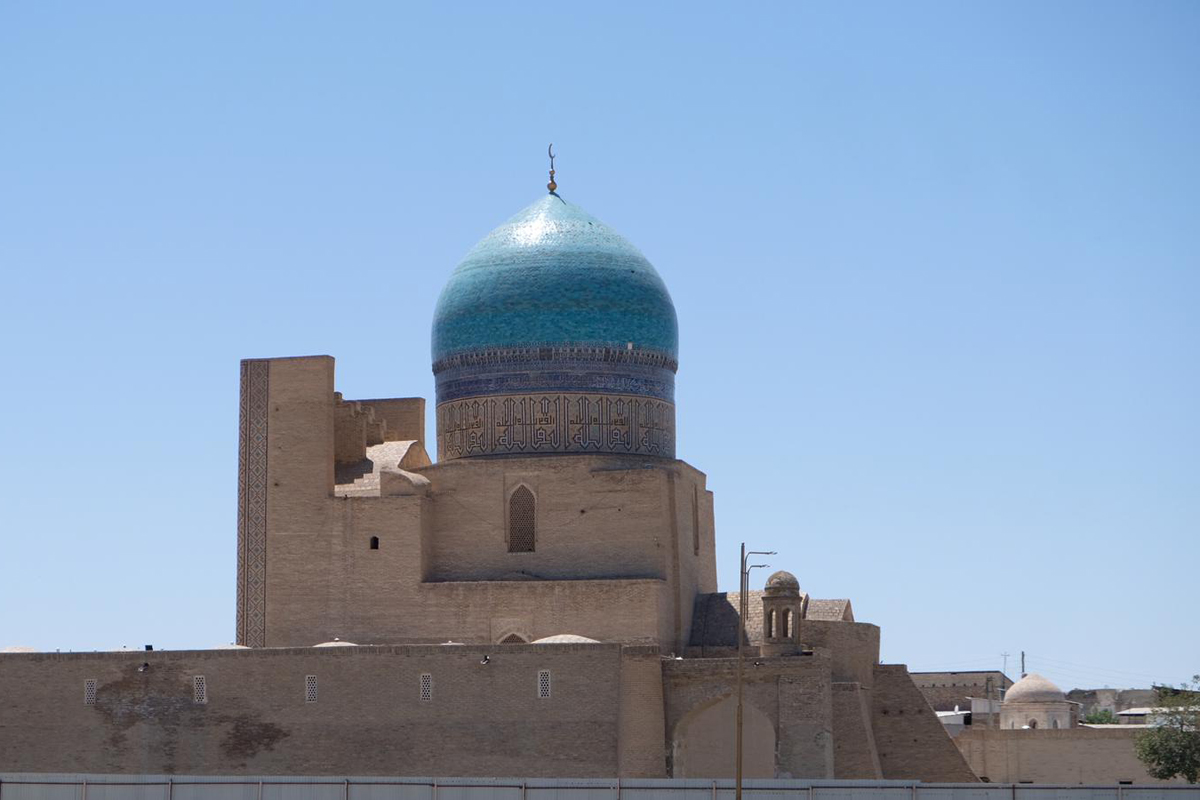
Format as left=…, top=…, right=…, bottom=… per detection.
left=1025, top=654, right=1167, bottom=686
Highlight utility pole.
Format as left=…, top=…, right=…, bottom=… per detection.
left=1001, top=652, right=1009, bottom=678
left=736, top=543, right=744, bottom=800
left=736, top=543, right=774, bottom=800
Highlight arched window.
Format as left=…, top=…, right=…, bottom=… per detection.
left=369, top=536, right=379, bottom=550
left=782, top=609, right=792, bottom=639
left=1052, top=719, right=1059, bottom=729
left=1028, top=719, right=1038, bottom=729
left=508, top=486, right=536, bottom=553
left=766, top=609, right=775, bottom=639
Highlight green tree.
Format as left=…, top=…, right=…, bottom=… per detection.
left=1135, top=675, right=1200, bottom=783
left=1085, top=708, right=1119, bottom=724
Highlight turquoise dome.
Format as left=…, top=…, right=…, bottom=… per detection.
left=431, top=194, right=678, bottom=363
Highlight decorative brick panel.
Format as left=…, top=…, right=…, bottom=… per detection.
left=236, top=359, right=269, bottom=647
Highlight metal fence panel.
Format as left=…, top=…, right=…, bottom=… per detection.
left=3, top=776, right=1199, bottom=800
left=814, top=786, right=914, bottom=800
left=0, top=781, right=84, bottom=800
left=171, top=782, right=260, bottom=800
left=919, top=786, right=1015, bottom=800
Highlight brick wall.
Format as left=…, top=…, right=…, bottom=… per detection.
left=911, top=671, right=1012, bottom=712
left=663, top=651, right=835, bottom=778
left=355, top=397, right=426, bottom=446
left=954, top=727, right=1187, bottom=784
left=870, top=664, right=978, bottom=782
left=0, top=643, right=653, bottom=776
left=805, top=621, right=880, bottom=688
left=831, top=682, right=882, bottom=778
left=619, top=648, right=668, bottom=776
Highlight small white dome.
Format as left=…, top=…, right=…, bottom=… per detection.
left=313, top=639, right=357, bottom=648
left=531, top=634, right=600, bottom=644
left=1005, top=673, right=1066, bottom=703
left=211, top=644, right=251, bottom=650
left=1, top=646, right=37, bottom=653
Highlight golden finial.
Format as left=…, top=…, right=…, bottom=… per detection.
left=547, top=143, right=558, bottom=194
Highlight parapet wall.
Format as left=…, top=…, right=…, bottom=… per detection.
left=911, top=670, right=1012, bottom=712
left=954, top=727, right=1186, bottom=784
left=0, top=643, right=654, bottom=776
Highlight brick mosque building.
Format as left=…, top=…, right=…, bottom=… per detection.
left=0, top=183, right=976, bottom=781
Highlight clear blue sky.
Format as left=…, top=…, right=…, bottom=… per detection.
left=1, top=2, right=1196, bottom=691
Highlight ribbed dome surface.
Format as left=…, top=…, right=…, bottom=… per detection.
left=432, top=194, right=678, bottom=362
left=764, top=571, right=801, bottom=594
left=1005, top=673, right=1066, bottom=703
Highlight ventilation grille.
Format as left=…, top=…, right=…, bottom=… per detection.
left=420, top=673, right=432, bottom=702
left=84, top=679, right=97, bottom=705
left=304, top=675, right=318, bottom=703
left=193, top=675, right=207, bottom=704
left=508, top=486, right=536, bottom=553
left=537, top=669, right=551, bottom=699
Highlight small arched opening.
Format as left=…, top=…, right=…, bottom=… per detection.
left=369, top=536, right=379, bottom=550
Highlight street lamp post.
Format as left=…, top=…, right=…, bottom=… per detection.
left=736, top=543, right=775, bottom=800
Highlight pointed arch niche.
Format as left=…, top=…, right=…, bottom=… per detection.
left=671, top=694, right=775, bottom=778
left=507, top=485, right=536, bottom=553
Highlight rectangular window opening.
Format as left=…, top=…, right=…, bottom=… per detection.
left=304, top=674, right=318, bottom=703
left=420, top=673, right=433, bottom=702
left=692, top=486, right=701, bottom=556
left=84, top=679, right=97, bottom=705
left=193, top=675, right=207, bottom=704
left=537, top=669, right=551, bottom=699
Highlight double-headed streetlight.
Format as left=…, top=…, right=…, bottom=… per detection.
left=737, top=543, right=775, bottom=800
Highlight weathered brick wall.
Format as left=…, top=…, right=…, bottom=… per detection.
left=870, top=664, right=978, bottom=782
left=0, top=643, right=653, bottom=777
left=1066, top=687, right=1157, bottom=717
left=666, top=463, right=718, bottom=655
left=619, top=648, right=669, bottom=777
left=954, top=727, right=1187, bottom=784
left=804, top=621, right=880, bottom=688
left=356, top=397, right=426, bottom=446
left=423, top=455, right=672, bottom=583
left=663, top=651, right=834, bottom=778
left=911, top=671, right=1012, bottom=712
left=831, top=682, right=882, bottom=778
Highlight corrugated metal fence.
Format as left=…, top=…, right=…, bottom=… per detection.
left=0, top=776, right=1195, bottom=800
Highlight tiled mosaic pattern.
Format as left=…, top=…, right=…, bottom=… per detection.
left=435, top=344, right=676, bottom=404
left=431, top=194, right=678, bottom=362
left=236, top=359, right=269, bottom=647
left=437, top=392, right=675, bottom=459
